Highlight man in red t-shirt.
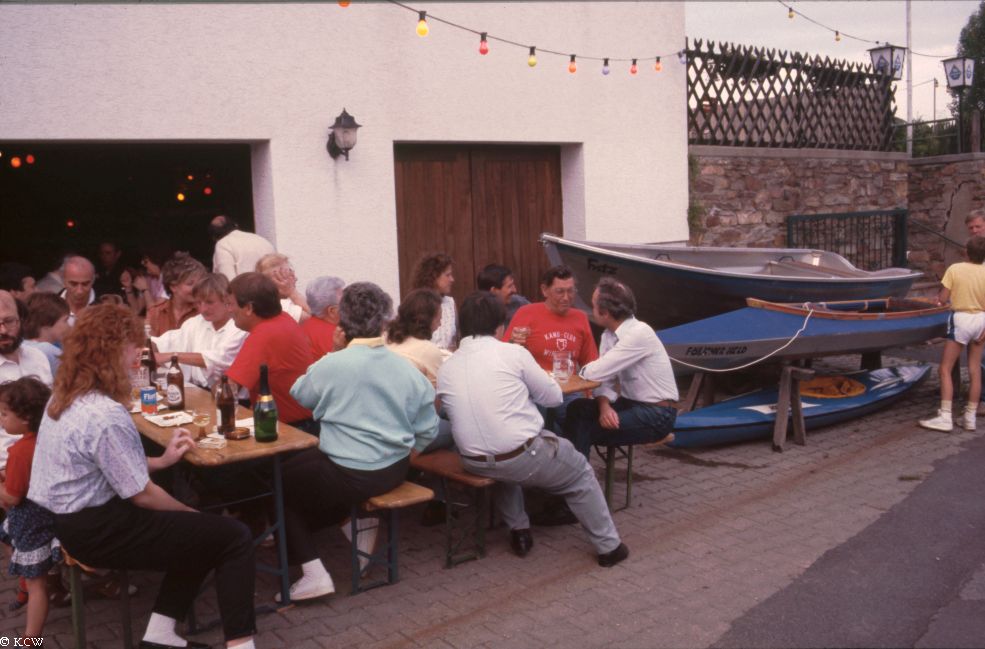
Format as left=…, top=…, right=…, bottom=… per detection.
left=226, top=272, right=315, bottom=432
left=301, top=275, right=345, bottom=361
left=503, top=265, right=599, bottom=373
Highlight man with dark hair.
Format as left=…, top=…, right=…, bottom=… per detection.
left=503, top=265, right=598, bottom=432
left=0, top=263, right=36, bottom=302
left=437, top=291, right=628, bottom=567
left=93, top=240, right=126, bottom=300
left=476, top=263, right=529, bottom=327
left=563, top=277, right=678, bottom=458
left=226, top=272, right=314, bottom=431
left=209, top=214, right=275, bottom=281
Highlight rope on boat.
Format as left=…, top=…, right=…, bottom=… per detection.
left=668, top=308, right=815, bottom=373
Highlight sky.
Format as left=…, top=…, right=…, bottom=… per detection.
left=685, top=0, right=980, bottom=121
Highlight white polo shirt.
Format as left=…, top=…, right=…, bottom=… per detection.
left=152, top=315, right=247, bottom=389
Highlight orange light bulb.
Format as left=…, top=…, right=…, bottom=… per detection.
left=654, top=56, right=662, bottom=72
left=176, top=192, right=186, bottom=202
left=568, top=55, right=577, bottom=74
left=10, top=157, right=22, bottom=168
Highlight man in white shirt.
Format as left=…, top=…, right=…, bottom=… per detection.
left=0, top=291, right=53, bottom=466
left=437, top=291, right=628, bottom=567
left=209, top=214, right=275, bottom=281
left=152, top=274, right=247, bottom=390
left=58, top=255, right=97, bottom=326
left=563, top=277, right=678, bottom=459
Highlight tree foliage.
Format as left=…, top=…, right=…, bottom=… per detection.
left=952, top=0, right=985, bottom=117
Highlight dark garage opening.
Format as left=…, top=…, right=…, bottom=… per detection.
left=0, top=142, right=255, bottom=276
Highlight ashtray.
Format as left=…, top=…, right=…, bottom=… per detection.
left=225, top=427, right=251, bottom=441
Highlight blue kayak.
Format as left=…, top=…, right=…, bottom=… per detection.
left=669, top=364, right=931, bottom=448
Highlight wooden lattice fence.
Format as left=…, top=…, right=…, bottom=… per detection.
left=687, top=39, right=897, bottom=151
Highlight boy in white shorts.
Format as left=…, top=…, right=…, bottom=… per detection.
left=920, top=235, right=985, bottom=432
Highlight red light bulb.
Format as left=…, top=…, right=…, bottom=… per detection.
left=25, top=154, right=35, bottom=164
left=203, top=187, right=213, bottom=196
left=630, top=59, right=638, bottom=75
left=479, top=33, right=489, bottom=55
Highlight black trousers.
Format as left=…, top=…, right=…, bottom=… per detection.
left=282, top=448, right=408, bottom=565
left=55, top=498, right=257, bottom=641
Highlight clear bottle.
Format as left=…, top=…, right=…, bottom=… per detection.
left=140, top=324, right=156, bottom=386
left=217, top=374, right=237, bottom=436
left=254, top=364, right=278, bottom=443
left=166, top=354, right=185, bottom=410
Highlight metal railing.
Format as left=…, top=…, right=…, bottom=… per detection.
left=787, top=209, right=908, bottom=270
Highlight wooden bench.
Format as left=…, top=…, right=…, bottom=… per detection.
left=595, top=433, right=675, bottom=511
left=63, top=549, right=134, bottom=649
left=410, top=450, right=496, bottom=567
left=349, top=481, right=434, bottom=594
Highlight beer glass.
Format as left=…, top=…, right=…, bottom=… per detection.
left=551, top=351, right=574, bottom=382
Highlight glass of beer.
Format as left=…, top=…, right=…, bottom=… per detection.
left=512, top=326, right=531, bottom=345
left=192, top=407, right=211, bottom=438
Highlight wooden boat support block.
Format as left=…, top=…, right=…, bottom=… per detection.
left=772, top=365, right=816, bottom=453
left=364, top=482, right=434, bottom=511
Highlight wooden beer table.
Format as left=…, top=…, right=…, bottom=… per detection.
left=132, top=385, right=317, bottom=610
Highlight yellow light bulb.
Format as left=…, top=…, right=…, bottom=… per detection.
left=528, top=46, right=537, bottom=67
left=416, top=12, right=428, bottom=37
left=788, top=7, right=794, bottom=19
left=176, top=192, right=185, bottom=202
left=835, top=31, right=841, bottom=42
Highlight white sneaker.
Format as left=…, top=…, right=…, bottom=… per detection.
left=341, top=516, right=380, bottom=573
left=961, top=412, right=977, bottom=431
left=274, top=571, right=335, bottom=603
left=919, top=410, right=953, bottom=432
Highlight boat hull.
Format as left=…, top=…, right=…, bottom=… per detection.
left=542, top=234, right=922, bottom=330
left=658, top=300, right=949, bottom=373
left=669, top=365, right=930, bottom=448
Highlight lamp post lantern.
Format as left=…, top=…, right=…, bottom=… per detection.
left=942, top=56, right=975, bottom=153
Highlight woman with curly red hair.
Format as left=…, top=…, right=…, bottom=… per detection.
left=27, top=304, right=258, bottom=649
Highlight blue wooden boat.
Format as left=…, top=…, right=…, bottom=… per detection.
left=541, top=233, right=923, bottom=330
left=669, top=365, right=931, bottom=448
left=659, top=297, right=949, bottom=374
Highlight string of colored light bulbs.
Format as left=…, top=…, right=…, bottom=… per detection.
left=778, top=0, right=946, bottom=59
left=337, top=0, right=687, bottom=74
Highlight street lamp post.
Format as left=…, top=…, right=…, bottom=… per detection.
left=942, top=56, right=975, bottom=153
left=868, top=44, right=906, bottom=151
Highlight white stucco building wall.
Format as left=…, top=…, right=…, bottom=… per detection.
left=0, top=2, right=687, bottom=296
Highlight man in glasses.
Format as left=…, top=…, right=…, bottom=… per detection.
left=0, top=290, right=53, bottom=466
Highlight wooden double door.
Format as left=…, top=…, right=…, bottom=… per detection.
left=394, top=144, right=563, bottom=306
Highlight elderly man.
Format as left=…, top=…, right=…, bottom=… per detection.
left=151, top=274, right=247, bottom=390
left=255, top=253, right=310, bottom=323
left=438, top=291, right=628, bottom=567
left=301, top=276, right=345, bottom=360
left=0, top=291, right=53, bottom=467
left=563, top=278, right=678, bottom=458
left=477, top=264, right=530, bottom=328
left=225, top=272, right=314, bottom=433
left=209, top=215, right=275, bottom=281
left=58, top=255, right=97, bottom=327
left=145, top=253, right=208, bottom=336
left=280, top=282, right=438, bottom=601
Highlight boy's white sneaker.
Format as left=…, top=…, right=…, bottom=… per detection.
left=960, top=412, right=977, bottom=431
left=919, top=411, right=953, bottom=432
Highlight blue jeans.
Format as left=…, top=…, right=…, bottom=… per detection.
left=562, top=397, right=677, bottom=459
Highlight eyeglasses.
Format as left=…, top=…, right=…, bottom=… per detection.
left=0, top=317, right=20, bottom=331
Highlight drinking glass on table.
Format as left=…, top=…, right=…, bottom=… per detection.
left=551, top=351, right=574, bottom=382
left=192, top=407, right=211, bottom=438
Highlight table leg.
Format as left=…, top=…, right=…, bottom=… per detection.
left=272, top=454, right=291, bottom=607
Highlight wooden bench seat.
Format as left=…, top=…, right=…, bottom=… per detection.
left=350, top=481, right=433, bottom=594
left=63, top=549, right=134, bottom=649
left=410, top=450, right=495, bottom=567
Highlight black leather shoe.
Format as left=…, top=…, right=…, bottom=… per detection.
left=598, top=542, right=629, bottom=568
left=509, top=528, right=534, bottom=557
left=530, top=502, right=577, bottom=527
left=139, top=641, right=210, bottom=649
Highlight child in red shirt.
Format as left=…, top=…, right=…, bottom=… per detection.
left=0, top=377, right=60, bottom=640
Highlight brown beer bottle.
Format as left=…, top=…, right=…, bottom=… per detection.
left=217, top=374, right=237, bottom=435
left=166, top=354, right=185, bottom=410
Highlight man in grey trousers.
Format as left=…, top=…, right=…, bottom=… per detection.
left=436, top=291, right=628, bottom=567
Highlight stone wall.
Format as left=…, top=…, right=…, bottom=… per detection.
left=907, top=154, right=985, bottom=280
left=688, top=146, right=908, bottom=248
left=688, top=146, right=985, bottom=283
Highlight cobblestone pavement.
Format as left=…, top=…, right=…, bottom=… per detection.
left=2, top=353, right=976, bottom=648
